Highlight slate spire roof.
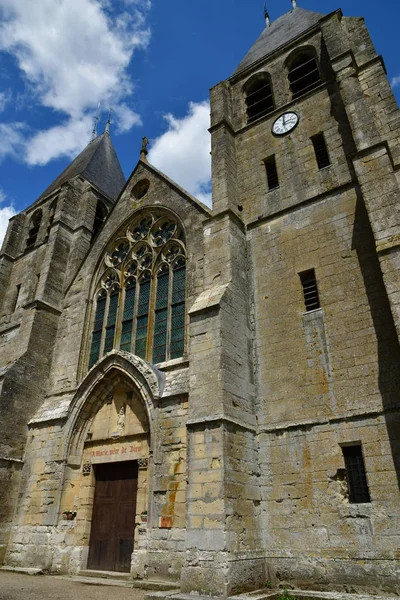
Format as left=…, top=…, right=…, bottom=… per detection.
left=39, top=132, right=126, bottom=202
left=233, top=6, right=325, bottom=76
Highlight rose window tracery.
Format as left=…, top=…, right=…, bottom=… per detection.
left=89, top=211, right=186, bottom=368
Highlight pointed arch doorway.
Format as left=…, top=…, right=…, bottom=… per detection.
left=62, top=354, right=160, bottom=574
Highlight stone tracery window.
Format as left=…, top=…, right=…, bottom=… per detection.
left=88, top=211, right=186, bottom=368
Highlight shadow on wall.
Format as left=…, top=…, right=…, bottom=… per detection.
left=352, top=193, right=400, bottom=490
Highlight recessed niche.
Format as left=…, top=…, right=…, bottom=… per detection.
left=132, top=179, right=150, bottom=200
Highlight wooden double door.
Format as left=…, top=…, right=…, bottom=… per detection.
left=88, top=461, right=138, bottom=572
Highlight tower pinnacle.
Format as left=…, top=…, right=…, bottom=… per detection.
left=105, top=107, right=113, bottom=135
left=292, top=0, right=297, bottom=8
left=264, top=2, right=271, bottom=27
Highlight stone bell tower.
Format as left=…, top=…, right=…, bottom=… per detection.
left=0, top=131, right=125, bottom=563
left=184, top=1, right=400, bottom=594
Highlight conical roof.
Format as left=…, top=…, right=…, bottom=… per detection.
left=39, top=132, right=126, bottom=201
left=233, top=6, right=325, bottom=76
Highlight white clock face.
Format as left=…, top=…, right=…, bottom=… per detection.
left=272, top=112, right=299, bottom=135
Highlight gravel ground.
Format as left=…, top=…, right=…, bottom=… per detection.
left=0, top=571, right=147, bottom=600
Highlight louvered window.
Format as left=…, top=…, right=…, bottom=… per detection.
left=88, top=211, right=186, bottom=368
left=311, top=133, right=330, bottom=169
left=26, top=209, right=42, bottom=249
left=245, top=75, right=274, bottom=124
left=288, top=53, right=321, bottom=99
left=342, top=445, right=371, bottom=504
left=265, top=155, right=279, bottom=190
left=300, top=269, right=320, bottom=311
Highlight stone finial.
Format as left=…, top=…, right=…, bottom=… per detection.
left=140, top=136, right=149, bottom=161
left=291, top=0, right=297, bottom=8
left=264, top=2, right=271, bottom=27
left=105, top=107, right=113, bottom=134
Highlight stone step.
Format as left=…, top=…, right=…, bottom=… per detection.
left=72, top=572, right=180, bottom=591
left=79, top=570, right=132, bottom=581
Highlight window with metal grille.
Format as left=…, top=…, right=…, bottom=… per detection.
left=135, top=276, right=151, bottom=360
left=26, top=209, right=42, bottom=249
left=311, top=133, right=330, bottom=169
left=265, top=155, right=279, bottom=190
left=342, top=445, right=371, bottom=504
left=299, top=269, right=320, bottom=311
left=89, top=291, right=107, bottom=368
left=103, top=285, right=119, bottom=354
left=88, top=211, right=186, bottom=368
left=288, top=52, right=321, bottom=99
left=120, top=282, right=136, bottom=352
left=245, top=75, right=274, bottom=124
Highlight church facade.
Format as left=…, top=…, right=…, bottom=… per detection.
left=0, top=4, right=399, bottom=595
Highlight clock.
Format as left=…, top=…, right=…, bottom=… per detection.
left=272, top=112, right=299, bottom=136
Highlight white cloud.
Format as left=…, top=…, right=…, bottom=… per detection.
left=0, top=122, right=26, bottom=162
left=391, top=75, right=400, bottom=89
left=114, top=103, right=142, bottom=133
left=0, top=188, right=16, bottom=245
left=26, top=116, right=93, bottom=166
left=148, top=101, right=212, bottom=207
left=0, top=0, right=151, bottom=164
left=0, top=89, right=11, bottom=112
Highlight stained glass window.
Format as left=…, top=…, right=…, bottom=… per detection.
left=120, top=281, right=136, bottom=352
left=89, top=291, right=107, bottom=368
left=171, top=264, right=186, bottom=359
left=104, top=286, right=119, bottom=353
left=153, top=268, right=170, bottom=363
left=88, top=211, right=186, bottom=368
left=135, top=276, right=151, bottom=359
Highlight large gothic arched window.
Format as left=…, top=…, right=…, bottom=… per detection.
left=88, top=211, right=186, bottom=369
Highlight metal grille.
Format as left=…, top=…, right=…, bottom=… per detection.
left=135, top=280, right=151, bottom=359
left=299, top=269, right=320, bottom=311
left=153, top=272, right=169, bottom=363
left=156, top=272, right=169, bottom=309
left=153, top=307, right=168, bottom=363
left=342, top=445, right=371, bottom=504
left=172, top=267, right=185, bottom=304
left=171, top=302, right=185, bottom=359
left=120, top=321, right=133, bottom=352
left=89, top=295, right=107, bottom=368
left=311, top=133, right=330, bottom=169
left=289, top=56, right=321, bottom=99
left=265, top=155, right=279, bottom=190
left=246, top=81, right=274, bottom=123
left=89, top=330, right=102, bottom=368
left=104, top=291, right=119, bottom=353
left=93, top=296, right=106, bottom=330
left=120, top=285, right=136, bottom=352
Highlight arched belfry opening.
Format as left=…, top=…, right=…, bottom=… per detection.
left=61, top=352, right=161, bottom=574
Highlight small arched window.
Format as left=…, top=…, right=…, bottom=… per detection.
left=45, top=199, right=57, bottom=241
left=88, top=211, right=186, bottom=369
left=26, top=209, right=42, bottom=249
left=91, top=200, right=108, bottom=242
left=288, top=50, right=321, bottom=99
left=245, top=73, right=274, bottom=124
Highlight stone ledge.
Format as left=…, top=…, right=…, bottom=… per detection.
left=0, top=566, right=43, bottom=575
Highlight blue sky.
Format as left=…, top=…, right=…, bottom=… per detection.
left=0, top=0, right=399, bottom=241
